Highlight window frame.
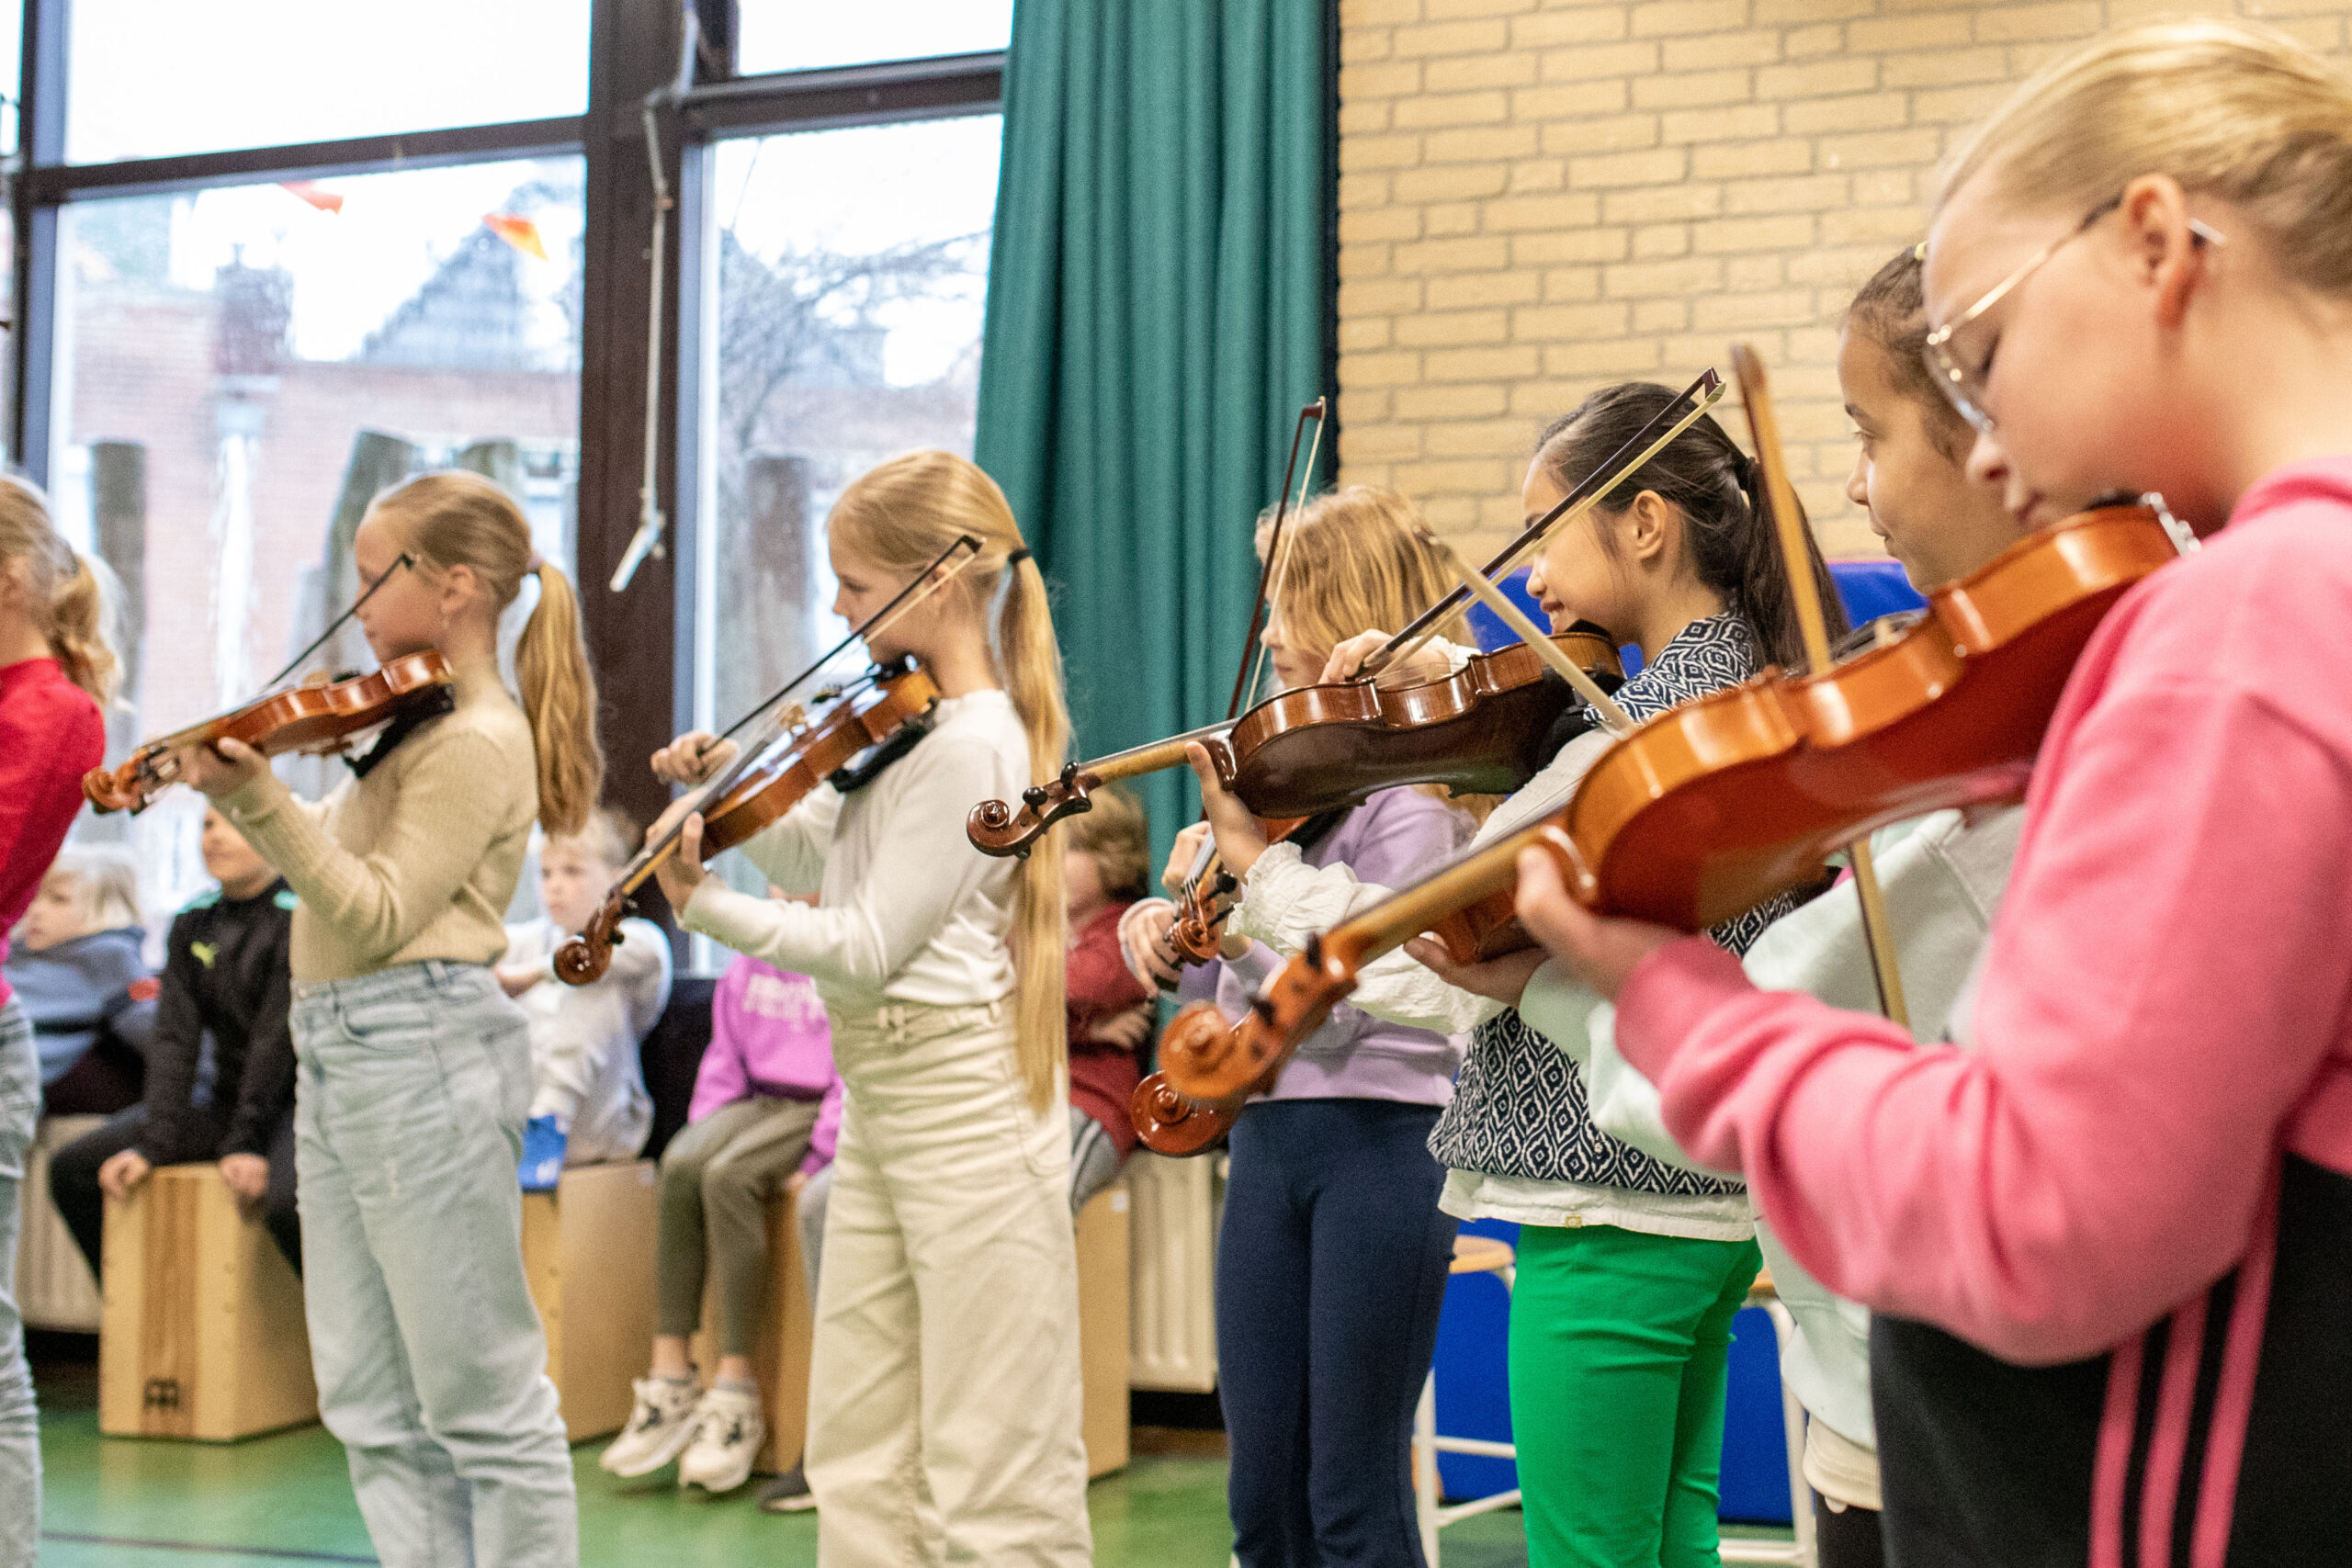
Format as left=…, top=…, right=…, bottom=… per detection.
left=7, top=0, right=1002, bottom=852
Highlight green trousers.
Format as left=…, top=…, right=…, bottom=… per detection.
left=1509, top=1223, right=1763, bottom=1568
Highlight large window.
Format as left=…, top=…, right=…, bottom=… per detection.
left=66, top=0, right=589, bottom=164
left=51, top=160, right=585, bottom=909
left=692, top=114, right=1001, bottom=735
left=14, top=3, right=1008, bottom=960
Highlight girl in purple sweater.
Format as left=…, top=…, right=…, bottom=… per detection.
left=599, top=940, right=841, bottom=1496
left=1119, top=490, right=1474, bottom=1568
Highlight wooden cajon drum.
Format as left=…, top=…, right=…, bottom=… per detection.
left=690, top=1181, right=812, bottom=1475
left=1077, top=1182, right=1132, bottom=1477
left=98, top=1164, right=316, bottom=1440
left=522, top=1159, right=660, bottom=1441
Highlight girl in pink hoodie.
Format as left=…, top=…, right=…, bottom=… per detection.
left=1517, top=22, right=2352, bottom=1567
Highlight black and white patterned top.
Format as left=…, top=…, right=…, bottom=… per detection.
left=1427, top=610, right=1792, bottom=1194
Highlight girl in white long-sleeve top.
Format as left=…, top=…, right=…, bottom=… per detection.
left=644, top=450, right=1088, bottom=1568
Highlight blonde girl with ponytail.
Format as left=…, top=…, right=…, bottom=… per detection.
left=1517, top=20, right=2352, bottom=1567
left=645, top=449, right=1090, bottom=1560
left=178, top=469, right=600, bottom=1568
left=0, top=476, right=118, bottom=1568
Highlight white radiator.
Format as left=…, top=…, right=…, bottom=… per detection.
left=19, top=1115, right=106, bottom=1332
left=1125, top=1150, right=1224, bottom=1393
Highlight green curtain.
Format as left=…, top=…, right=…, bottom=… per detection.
left=975, top=0, right=1333, bottom=872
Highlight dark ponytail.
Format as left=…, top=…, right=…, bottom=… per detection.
left=1535, top=381, right=1846, bottom=671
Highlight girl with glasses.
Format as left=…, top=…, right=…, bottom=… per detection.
left=1520, top=21, right=2352, bottom=1565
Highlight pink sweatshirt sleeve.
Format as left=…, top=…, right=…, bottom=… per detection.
left=803, top=1074, right=843, bottom=1175
left=1617, top=666, right=2352, bottom=1367
left=688, top=964, right=752, bottom=1124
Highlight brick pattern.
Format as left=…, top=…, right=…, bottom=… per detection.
left=1336, top=0, right=2350, bottom=560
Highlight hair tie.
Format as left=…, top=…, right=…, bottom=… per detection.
left=1006, top=546, right=1033, bottom=568
left=526, top=551, right=547, bottom=573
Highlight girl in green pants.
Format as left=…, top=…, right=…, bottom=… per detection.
left=1198, top=380, right=1833, bottom=1563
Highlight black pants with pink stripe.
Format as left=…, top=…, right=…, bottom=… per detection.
left=1871, top=1156, right=2352, bottom=1567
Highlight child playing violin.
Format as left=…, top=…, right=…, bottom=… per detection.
left=1521, top=22, right=2352, bottom=1565
left=0, top=475, right=115, bottom=1568
left=179, top=471, right=601, bottom=1568
left=1120, top=487, right=1474, bottom=1568
left=1540, top=245, right=2043, bottom=1568
left=1189, top=390, right=1842, bottom=1568
left=646, top=451, right=1090, bottom=1565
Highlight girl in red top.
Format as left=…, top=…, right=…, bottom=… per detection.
left=1519, top=21, right=2352, bottom=1566
left=1060, top=784, right=1153, bottom=1213
left=0, top=476, right=116, bottom=1568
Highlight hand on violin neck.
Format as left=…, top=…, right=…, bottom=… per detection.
left=1184, top=743, right=1269, bottom=877
left=1403, top=936, right=1545, bottom=1010
left=1162, top=824, right=1212, bottom=894
left=651, top=730, right=733, bottom=787
left=1119, top=900, right=1185, bottom=991
left=177, top=736, right=266, bottom=800
left=1512, top=846, right=1679, bottom=1001
left=648, top=800, right=709, bottom=908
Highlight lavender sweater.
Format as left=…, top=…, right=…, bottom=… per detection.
left=1174, top=786, right=1471, bottom=1106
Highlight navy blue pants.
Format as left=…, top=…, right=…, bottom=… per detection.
left=1217, top=1098, right=1457, bottom=1568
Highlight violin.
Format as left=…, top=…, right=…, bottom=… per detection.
left=82, top=651, right=458, bottom=816
left=557, top=659, right=940, bottom=985
left=969, top=626, right=1624, bottom=857
left=967, top=375, right=1725, bottom=860
left=1157, top=497, right=2185, bottom=1102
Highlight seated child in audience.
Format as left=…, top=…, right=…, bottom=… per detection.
left=50, top=809, right=300, bottom=1272
left=1062, top=785, right=1154, bottom=1214
left=600, top=928, right=841, bottom=1498
left=501, top=807, right=671, bottom=1188
left=6, top=844, right=150, bottom=1113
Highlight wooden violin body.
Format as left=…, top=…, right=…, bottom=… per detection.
left=82, top=651, right=458, bottom=816
left=556, top=661, right=942, bottom=986
left=1160, top=502, right=2181, bottom=1101
left=969, top=627, right=1624, bottom=857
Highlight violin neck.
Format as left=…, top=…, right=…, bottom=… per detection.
left=1329, top=830, right=1528, bottom=970
left=1081, top=723, right=1231, bottom=782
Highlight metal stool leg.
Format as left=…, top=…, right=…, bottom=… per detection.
left=1415, top=1371, right=1442, bottom=1567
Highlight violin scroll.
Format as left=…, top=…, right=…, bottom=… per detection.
left=967, top=762, right=1097, bottom=858
left=554, top=897, right=629, bottom=987
left=1159, top=932, right=1358, bottom=1102
left=82, top=748, right=165, bottom=815
left=1128, top=1073, right=1238, bottom=1156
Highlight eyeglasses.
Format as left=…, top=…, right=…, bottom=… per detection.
left=1923, top=194, right=2227, bottom=433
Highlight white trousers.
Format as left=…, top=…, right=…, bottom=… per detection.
left=808, top=1000, right=1091, bottom=1568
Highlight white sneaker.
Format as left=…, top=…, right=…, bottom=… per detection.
left=677, top=1384, right=765, bottom=1495
left=599, top=1376, right=703, bottom=1477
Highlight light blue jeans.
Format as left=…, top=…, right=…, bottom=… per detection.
left=291, top=961, right=575, bottom=1568
left=0, top=999, right=39, bottom=1568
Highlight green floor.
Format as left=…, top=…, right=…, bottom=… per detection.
left=32, top=1350, right=1785, bottom=1565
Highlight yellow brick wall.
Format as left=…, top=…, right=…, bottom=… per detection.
left=1335, top=0, right=2350, bottom=560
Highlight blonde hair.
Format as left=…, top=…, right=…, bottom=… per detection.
left=367, top=472, right=603, bottom=837
left=0, top=477, right=119, bottom=705
left=1938, top=19, right=2352, bottom=299
left=1067, top=783, right=1149, bottom=903
left=1260, top=486, right=1461, bottom=663
left=550, top=805, right=638, bottom=873
left=47, top=845, right=143, bottom=931
left=826, top=450, right=1071, bottom=1111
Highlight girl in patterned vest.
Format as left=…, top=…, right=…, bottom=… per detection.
left=1188, top=384, right=1840, bottom=1567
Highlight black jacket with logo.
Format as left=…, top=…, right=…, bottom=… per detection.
left=132, top=879, right=296, bottom=1166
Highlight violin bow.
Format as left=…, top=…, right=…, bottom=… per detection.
left=626, top=536, right=986, bottom=897
left=1365, top=370, right=1727, bottom=681
left=1413, top=528, right=1634, bottom=736
left=263, top=552, right=416, bottom=691
left=1730, top=344, right=1912, bottom=1032
left=1227, top=400, right=1327, bottom=719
